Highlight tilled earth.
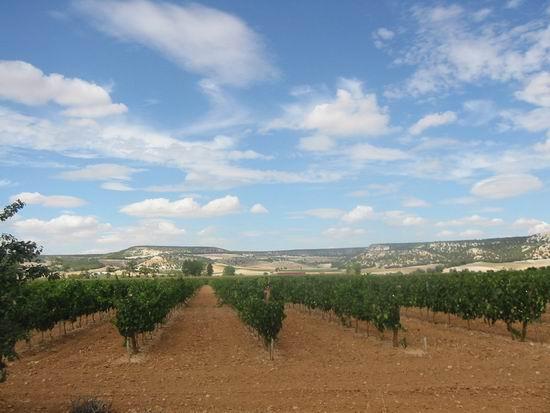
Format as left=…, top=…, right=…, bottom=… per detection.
left=1, top=285, right=549, bottom=412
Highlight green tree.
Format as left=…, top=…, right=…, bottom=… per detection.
left=181, top=259, right=205, bottom=277
left=206, top=263, right=214, bottom=276
left=125, top=260, right=138, bottom=276
left=346, top=261, right=361, bottom=276
left=223, top=265, right=236, bottom=276
left=1, top=201, right=49, bottom=382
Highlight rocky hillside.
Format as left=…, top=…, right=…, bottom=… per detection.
left=355, top=233, right=550, bottom=268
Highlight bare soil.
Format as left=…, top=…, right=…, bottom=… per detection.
left=1, top=286, right=549, bottom=412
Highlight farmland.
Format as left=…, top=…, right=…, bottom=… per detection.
left=1, top=271, right=550, bottom=412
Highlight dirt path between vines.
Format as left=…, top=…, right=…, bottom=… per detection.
left=1, top=285, right=549, bottom=412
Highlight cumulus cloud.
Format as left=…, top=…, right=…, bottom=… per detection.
left=100, top=182, right=135, bottom=191
left=436, top=215, right=504, bottom=227
left=298, top=135, right=335, bottom=152
left=323, top=227, right=366, bottom=239
left=459, top=229, right=484, bottom=238
left=302, top=208, right=345, bottom=220
left=341, top=205, right=375, bottom=223
left=515, top=72, right=550, bottom=107
left=513, top=218, right=550, bottom=234
left=402, top=197, right=430, bottom=208
left=76, top=0, right=275, bottom=86
left=9, top=192, right=86, bottom=208
left=120, top=195, right=241, bottom=218
left=13, top=214, right=109, bottom=239
left=0, top=60, right=127, bottom=117
left=471, top=174, right=543, bottom=199
left=250, top=203, right=268, bottom=214
left=346, top=143, right=409, bottom=161
left=372, top=27, right=395, bottom=48
left=382, top=210, right=426, bottom=226
left=58, top=164, right=143, bottom=181
left=267, top=79, right=392, bottom=138
left=409, top=111, right=457, bottom=135
left=98, top=219, right=185, bottom=245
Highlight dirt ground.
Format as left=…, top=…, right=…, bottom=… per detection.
left=1, top=285, right=549, bottom=412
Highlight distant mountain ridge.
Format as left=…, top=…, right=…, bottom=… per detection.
left=355, top=233, right=550, bottom=268
left=43, top=233, right=550, bottom=272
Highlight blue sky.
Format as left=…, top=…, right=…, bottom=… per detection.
left=1, top=0, right=550, bottom=253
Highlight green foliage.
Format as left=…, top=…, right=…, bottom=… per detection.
left=181, top=259, right=205, bottom=277
left=346, top=261, right=361, bottom=276
left=0, top=201, right=50, bottom=382
left=222, top=265, right=236, bottom=276
left=272, top=268, right=550, bottom=343
left=206, top=263, right=214, bottom=276
left=114, top=278, right=202, bottom=353
left=211, top=278, right=286, bottom=347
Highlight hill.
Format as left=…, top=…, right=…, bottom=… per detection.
left=355, top=233, right=550, bottom=268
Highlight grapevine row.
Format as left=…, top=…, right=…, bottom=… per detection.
left=16, top=278, right=202, bottom=354
left=210, top=278, right=286, bottom=359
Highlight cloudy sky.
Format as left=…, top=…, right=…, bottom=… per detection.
left=1, top=0, right=550, bottom=253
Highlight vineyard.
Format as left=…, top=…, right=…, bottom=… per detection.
left=1, top=270, right=550, bottom=411
left=1, top=278, right=203, bottom=373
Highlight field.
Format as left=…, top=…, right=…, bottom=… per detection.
left=1, top=283, right=549, bottom=413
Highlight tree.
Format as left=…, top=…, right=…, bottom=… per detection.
left=346, top=262, right=361, bottom=276
left=223, top=265, right=236, bottom=276
left=181, top=259, right=205, bottom=277
left=125, top=260, right=138, bottom=276
left=206, top=263, right=214, bottom=276
left=1, top=201, right=49, bottom=382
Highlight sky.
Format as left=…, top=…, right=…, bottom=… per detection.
left=1, top=0, right=550, bottom=253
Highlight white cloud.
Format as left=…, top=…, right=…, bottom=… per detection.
left=298, top=135, right=335, bottom=152
left=459, top=229, right=484, bottom=238
left=387, top=5, right=550, bottom=96
left=100, top=181, right=134, bottom=191
left=436, top=215, right=504, bottom=227
left=0, top=179, right=13, bottom=187
left=13, top=214, right=109, bottom=240
left=9, top=192, right=86, bottom=208
left=323, top=227, right=366, bottom=239
left=505, top=0, right=523, bottom=9
left=516, top=72, right=550, bottom=107
left=345, top=143, right=409, bottom=161
left=341, top=205, right=375, bottom=223
left=409, top=111, right=457, bottom=135
left=267, top=79, right=392, bottom=138
left=372, top=27, right=395, bottom=48
left=58, top=164, right=143, bottom=181
left=377, top=27, right=395, bottom=40
left=250, top=203, right=268, bottom=214
left=402, top=197, right=430, bottom=208
left=302, top=208, right=345, bottom=220
left=513, top=218, right=550, bottom=234
left=472, top=8, right=491, bottom=22
left=0, top=60, right=127, bottom=117
left=347, top=183, right=401, bottom=198
left=76, top=0, right=275, bottom=86
left=436, top=230, right=455, bottom=238
left=441, top=196, right=477, bottom=205
left=505, top=107, right=550, bottom=133
left=0, top=106, right=342, bottom=189
left=382, top=210, right=426, bottom=226
left=98, top=219, right=185, bottom=245
left=120, top=195, right=241, bottom=218
left=471, top=174, right=543, bottom=199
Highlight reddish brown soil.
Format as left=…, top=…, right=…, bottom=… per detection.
left=1, top=286, right=549, bottom=412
